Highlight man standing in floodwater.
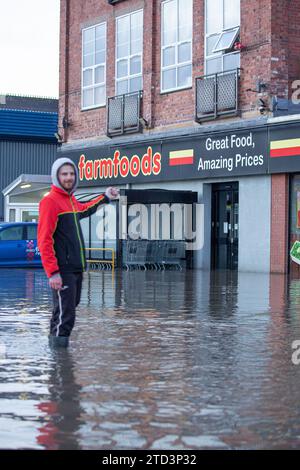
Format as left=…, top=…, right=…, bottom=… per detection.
left=38, top=157, right=119, bottom=348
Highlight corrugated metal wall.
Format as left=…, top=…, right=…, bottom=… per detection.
left=0, top=110, right=58, bottom=139
left=0, top=140, right=57, bottom=220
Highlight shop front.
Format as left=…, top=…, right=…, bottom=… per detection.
left=269, top=120, right=300, bottom=275
left=59, top=123, right=273, bottom=272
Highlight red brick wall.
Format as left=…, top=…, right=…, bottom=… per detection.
left=270, top=174, right=289, bottom=274
left=59, top=0, right=300, bottom=143
left=268, top=0, right=300, bottom=99
left=60, top=0, right=114, bottom=142
left=59, top=0, right=68, bottom=141
left=270, top=0, right=290, bottom=99
left=240, top=0, right=272, bottom=113
left=288, top=0, right=300, bottom=96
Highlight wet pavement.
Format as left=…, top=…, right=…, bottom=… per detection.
left=0, top=267, right=300, bottom=449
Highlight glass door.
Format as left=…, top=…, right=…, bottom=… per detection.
left=211, top=182, right=239, bottom=270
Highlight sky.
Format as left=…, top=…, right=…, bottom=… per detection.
left=0, top=0, right=60, bottom=98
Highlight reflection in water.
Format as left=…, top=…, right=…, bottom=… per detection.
left=0, top=268, right=300, bottom=449
left=36, top=349, right=82, bottom=450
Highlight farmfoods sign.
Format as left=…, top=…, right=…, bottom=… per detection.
left=78, top=146, right=162, bottom=181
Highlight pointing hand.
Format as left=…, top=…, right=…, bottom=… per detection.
left=105, top=187, right=120, bottom=200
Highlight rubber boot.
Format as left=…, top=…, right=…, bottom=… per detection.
left=48, top=335, right=69, bottom=348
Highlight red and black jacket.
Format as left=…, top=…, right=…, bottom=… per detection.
left=38, top=185, right=109, bottom=278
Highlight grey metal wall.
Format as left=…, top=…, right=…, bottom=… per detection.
left=0, top=140, right=57, bottom=220
left=239, top=175, right=271, bottom=273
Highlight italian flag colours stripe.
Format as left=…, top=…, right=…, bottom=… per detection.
left=169, top=149, right=194, bottom=166
left=270, top=138, right=300, bottom=158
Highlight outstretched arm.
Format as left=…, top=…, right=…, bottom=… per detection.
left=76, top=193, right=109, bottom=219
left=77, top=187, right=119, bottom=219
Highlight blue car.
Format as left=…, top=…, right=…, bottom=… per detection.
left=0, top=222, right=42, bottom=268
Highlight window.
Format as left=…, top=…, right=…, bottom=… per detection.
left=116, top=10, right=143, bottom=96
left=0, top=226, right=23, bottom=241
left=161, top=0, right=193, bottom=92
left=82, top=23, right=106, bottom=109
left=27, top=225, right=37, bottom=239
left=9, top=209, right=16, bottom=222
left=213, top=27, right=239, bottom=53
left=22, top=210, right=38, bottom=223
left=290, top=175, right=300, bottom=275
left=205, top=0, right=240, bottom=74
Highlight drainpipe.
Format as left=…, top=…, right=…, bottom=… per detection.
left=62, top=0, right=70, bottom=142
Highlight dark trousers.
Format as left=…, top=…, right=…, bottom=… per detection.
left=50, top=272, right=83, bottom=337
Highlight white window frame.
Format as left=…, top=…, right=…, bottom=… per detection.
left=213, top=27, right=239, bottom=53
left=81, top=22, right=107, bottom=110
left=205, top=0, right=240, bottom=75
left=115, top=9, right=143, bottom=96
left=5, top=203, right=39, bottom=223
left=161, top=0, right=193, bottom=93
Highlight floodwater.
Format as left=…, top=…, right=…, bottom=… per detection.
left=0, top=267, right=300, bottom=450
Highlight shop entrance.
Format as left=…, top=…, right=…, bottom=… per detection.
left=211, top=182, right=239, bottom=270
left=118, top=189, right=198, bottom=269
left=82, top=188, right=198, bottom=270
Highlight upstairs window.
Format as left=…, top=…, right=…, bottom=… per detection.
left=115, top=10, right=143, bottom=96
left=205, top=0, right=240, bottom=75
left=161, top=0, right=193, bottom=93
left=82, top=23, right=107, bottom=109
left=213, top=27, right=239, bottom=53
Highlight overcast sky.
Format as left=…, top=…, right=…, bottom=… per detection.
left=0, top=0, right=60, bottom=98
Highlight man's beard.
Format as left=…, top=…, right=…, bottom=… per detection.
left=62, top=181, right=74, bottom=191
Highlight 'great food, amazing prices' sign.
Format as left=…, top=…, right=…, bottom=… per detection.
left=164, top=129, right=268, bottom=180
left=60, top=127, right=269, bottom=186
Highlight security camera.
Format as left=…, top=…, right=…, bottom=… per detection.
left=258, top=97, right=271, bottom=115
left=139, top=117, right=149, bottom=129
left=259, top=99, right=267, bottom=114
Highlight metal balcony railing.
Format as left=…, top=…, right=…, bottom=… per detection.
left=195, top=68, right=240, bottom=122
left=107, top=90, right=142, bottom=137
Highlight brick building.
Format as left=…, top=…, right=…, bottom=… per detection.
left=58, top=0, right=300, bottom=273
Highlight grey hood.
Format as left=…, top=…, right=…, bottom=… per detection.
left=51, top=157, right=78, bottom=194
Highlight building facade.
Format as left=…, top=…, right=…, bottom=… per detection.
left=0, top=95, right=58, bottom=222
left=58, top=0, right=300, bottom=273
